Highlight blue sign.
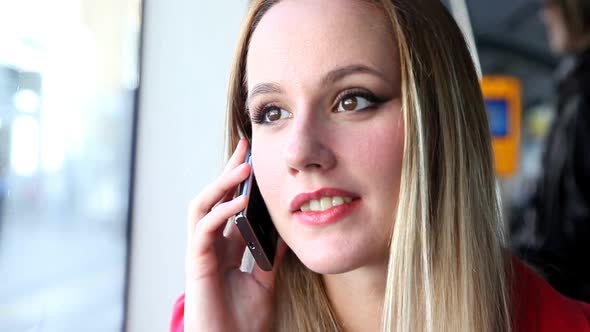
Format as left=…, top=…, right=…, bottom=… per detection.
left=485, top=99, right=509, bottom=137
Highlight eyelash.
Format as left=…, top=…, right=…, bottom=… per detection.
left=250, top=102, right=282, bottom=125
left=249, top=89, right=385, bottom=125
left=338, top=89, right=384, bottom=110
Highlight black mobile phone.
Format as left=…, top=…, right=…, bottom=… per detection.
left=234, top=149, right=277, bottom=271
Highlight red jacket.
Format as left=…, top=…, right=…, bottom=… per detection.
left=512, top=259, right=590, bottom=331
left=170, top=260, right=590, bottom=331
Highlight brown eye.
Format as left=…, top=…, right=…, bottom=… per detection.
left=262, top=107, right=290, bottom=123
left=336, top=94, right=374, bottom=113
left=341, top=96, right=358, bottom=111
left=265, top=109, right=282, bottom=122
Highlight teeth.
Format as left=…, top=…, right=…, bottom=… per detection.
left=320, top=197, right=332, bottom=210
left=300, top=202, right=310, bottom=212
left=300, top=196, right=353, bottom=212
left=310, top=199, right=321, bottom=211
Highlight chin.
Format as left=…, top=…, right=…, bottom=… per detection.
left=290, top=242, right=367, bottom=274
left=299, top=256, right=360, bottom=275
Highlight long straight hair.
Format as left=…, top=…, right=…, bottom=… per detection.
left=225, top=1, right=512, bottom=331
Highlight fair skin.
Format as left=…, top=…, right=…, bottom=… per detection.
left=542, top=4, right=590, bottom=54
left=185, top=0, right=404, bottom=331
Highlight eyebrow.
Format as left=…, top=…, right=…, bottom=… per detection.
left=246, top=64, right=390, bottom=106
left=321, top=64, right=390, bottom=86
left=246, top=82, right=283, bottom=108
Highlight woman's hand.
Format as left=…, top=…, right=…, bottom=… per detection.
left=183, top=138, right=286, bottom=332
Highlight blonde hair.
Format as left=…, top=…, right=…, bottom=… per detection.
left=226, top=1, right=512, bottom=331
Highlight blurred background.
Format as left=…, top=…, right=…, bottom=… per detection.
left=472, top=0, right=557, bottom=218
left=0, top=0, right=563, bottom=331
left=0, top=0, right=140, bottom=330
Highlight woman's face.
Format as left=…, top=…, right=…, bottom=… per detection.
left=246, top=0, right=404, bottom=274
left=541, top=4, right=571, bottom=54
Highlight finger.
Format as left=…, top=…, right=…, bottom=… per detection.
left=252, top=237, right=289, bottom=291
left=216, top=220, right=247, bottom=269
left=205, top=138, right=248, bottom=213
left=190, top=195, right=248, bottom=258
left=187, top=162, right=251, bottom=236
left=219, top=138, right=248, bottom=202
left=223, top=217, right=243, bottom=240
left=187, top=138, right=248, bottom=237
left=214, top=187, right=237, bottom=210
left=222, top=138, right=249, bottom=174
left=217, top=242, right=247, bottom=272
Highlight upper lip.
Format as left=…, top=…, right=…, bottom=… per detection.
left=289, top=188, right=359, bottom=212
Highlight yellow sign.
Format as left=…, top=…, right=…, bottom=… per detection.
left=481, top=76, right=521, bottom=177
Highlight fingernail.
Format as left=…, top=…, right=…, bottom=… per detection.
left=235, top=139, right=245, bottom=149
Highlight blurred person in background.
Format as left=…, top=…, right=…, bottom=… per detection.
left=511, top=0, right=590, bottom=303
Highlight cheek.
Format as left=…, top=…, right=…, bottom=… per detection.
left=251, top=135, right=285, bottom=207
left=250, top=108, right=404, bottom=223
left=342, top=113, right=404, bottom=191
left=354, top=119, right=404, bottom=238
left=369, top=127, right=403, bottom=212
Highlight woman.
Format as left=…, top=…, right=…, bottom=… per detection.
left=511, top=0, right=590, bottom=303
left=173, top=0, right=590, bottom=331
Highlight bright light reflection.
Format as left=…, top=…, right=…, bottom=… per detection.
left=13, top=89, right=40, bottom=113
left=11, top=116, right=39, bottom=176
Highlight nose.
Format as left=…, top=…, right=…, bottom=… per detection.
left=283, top=110, right=336, bottom=175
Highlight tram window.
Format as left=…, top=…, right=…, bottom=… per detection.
left=0, top=1, right=141, bottom=331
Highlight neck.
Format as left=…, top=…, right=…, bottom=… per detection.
left=322, top=260, right=388, bottom=332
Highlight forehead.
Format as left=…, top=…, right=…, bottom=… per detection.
left=246, top=0, right=398, bottom=90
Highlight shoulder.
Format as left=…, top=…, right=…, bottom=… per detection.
left=512, top=257, right=590, bottom=332
left=170, top=264, right=590, bottom=332
left=170, top=293, right=185, bottom=332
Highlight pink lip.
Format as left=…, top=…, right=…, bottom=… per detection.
left=293, top=199, right=361, bottom=226
left=289, top=188, right=359, bottom=212
left=289, top=188, right=361, bottom=226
